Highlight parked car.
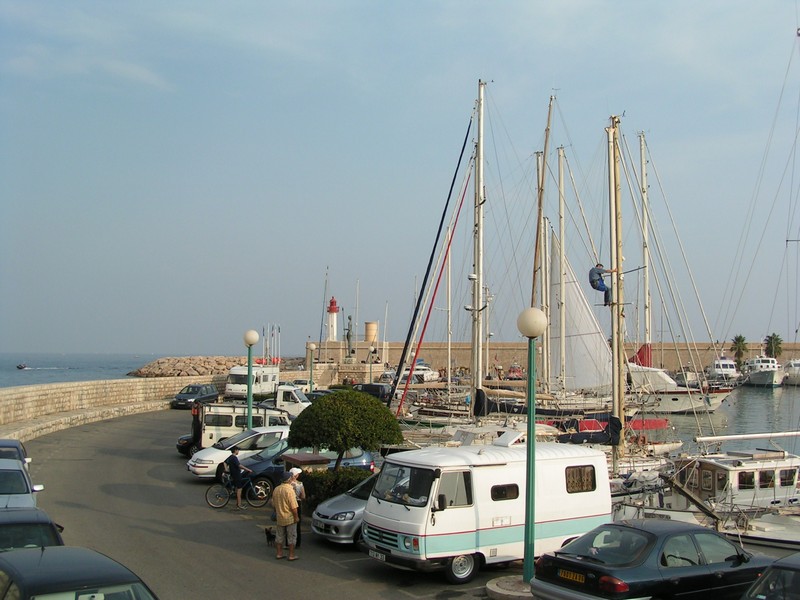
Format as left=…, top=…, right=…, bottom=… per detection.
left=170, top=384, right=219, bottom=409
left=742, top=550, right=800, bottom=599
left=0, top=507, right=63, bottom=552
left=531, top=519, right=771, bottom=600
left=0, top=458, right=44, bottom=508
left=0, top=439, right=31, bottom=471
left=0, top=546, right=159, bottom=599
left=306, top=389, right=336, bottom=403
left=186, top=426, right=289, bottom=480
left=240, top=439, right=374, bottom=499
left=352, top=383, right=392, bottom=402
left=312, top=473, right=377, bottom=544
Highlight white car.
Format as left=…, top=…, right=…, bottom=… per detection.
left=0, top=458, right=43, bottom=508
left=186, top=426, right=289, bottom=480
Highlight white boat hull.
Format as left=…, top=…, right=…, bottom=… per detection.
left=636, top=389, right=728, bottom=414
left=744, top=369, right=785, bottom=387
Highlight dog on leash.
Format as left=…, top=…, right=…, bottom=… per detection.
left=264, top=526, right=276, bottom=546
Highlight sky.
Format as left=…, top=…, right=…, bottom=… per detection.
left=2, top=2, right=800, bottom=358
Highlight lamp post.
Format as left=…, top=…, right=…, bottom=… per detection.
left=517, top=307, right=547, bottom=584
left=244, top=329, right=260, bottom=430
left=309, top=343, right=316, bottom=392
left=369, top=346, right=375, bottom=382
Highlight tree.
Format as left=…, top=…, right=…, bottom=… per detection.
left=764, top=333, right=783, bottom=359
left=730, top=334, right=748, bottom=369
left=288, top=390, right=403, bottom=470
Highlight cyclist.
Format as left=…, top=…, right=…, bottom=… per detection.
left=224, top=446, right=253, bottom=510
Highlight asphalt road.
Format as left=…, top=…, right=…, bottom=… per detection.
left=26, top=409, right=520, bottom=599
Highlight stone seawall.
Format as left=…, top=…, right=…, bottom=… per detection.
left=0, top=374, right=226, bottom=441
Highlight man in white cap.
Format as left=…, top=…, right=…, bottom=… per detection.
left=289, top=467, right=306, bottom=548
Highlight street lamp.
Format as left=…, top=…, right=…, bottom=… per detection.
left=369, top=346, right=375, bottom=382
left=517, top=307, right=547, bottom=584
left=309, top=343, right=317, bottom=392
left=244, top=329, right=260, bottom=430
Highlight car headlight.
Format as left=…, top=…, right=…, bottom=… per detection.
left=193, top=459, right=213, bottom=465
left=333, top=511, right=355, bottom=521
left=177, top=439, right=188, bottom=446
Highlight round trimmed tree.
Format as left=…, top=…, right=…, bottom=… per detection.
left=288, top=389, right=403, bottom=470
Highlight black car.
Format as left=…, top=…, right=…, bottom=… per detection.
left=531, top=519, right=772, bottom=600
left=352, top=383, right=392, bottom=402
left=170, top=384, right=219, bottom=409
left=0, top=546, right=159, bottom=599
left=0, top=508, right=63, bottom=552
left=742, top=550, right=800, bottom=600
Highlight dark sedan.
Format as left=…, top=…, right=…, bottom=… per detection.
left=170, top=384, right=219, bottom=409
left=531, top=519, right=772, bottom=600
left=742, top=550, right=800, bottom=600
left=0, top=546, right=159, bottom=599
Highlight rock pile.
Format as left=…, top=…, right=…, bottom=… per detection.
left=128, top=356, right=306, bottom=377
left=128, top=356, right=245, bottom=378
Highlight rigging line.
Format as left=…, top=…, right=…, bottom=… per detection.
left=396, top=171, right=472, bottom=417
left=717, top=31, right=800, bottom=340
left=563, top=153, right=599, bottom=264
left=389, top=111, right=474, bottom=404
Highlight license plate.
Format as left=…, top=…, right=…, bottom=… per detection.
left=369, top=549, right=386, bottom=561
left=557, top=569, right=585, bottom=584
left=312, top=519, right=323, bottom=529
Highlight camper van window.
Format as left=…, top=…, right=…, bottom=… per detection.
left=491, top=484, right=519, bottom=501
left=268, top=416, right=288, bottom=426
left=565, top=465, right=597, bottom=493
left=204, top=415, right=233, bottom=428
left=759, top=470, right=776, bottom=489
left=227, top=374, right=249, bottom=385
left=739, top=471, right=755, bottom=490
left=373, top=464, right=434, bottom=507
left=701, top=470, right=713, bottom=491
left=780, top=469, right=796, bottom=487
left=438, top=472, right=472, bottom=507
left=234, top=416, right=253, bottom=428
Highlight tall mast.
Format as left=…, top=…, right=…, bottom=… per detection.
left=471, top=80, right=486, bottom=399
left=558, top=146, right=567, bottom=399
left=607, top=115, right=625, bottom=474
left=531, top=96, right=555, bottom=306
left=640, top=133, right=651, bottom=346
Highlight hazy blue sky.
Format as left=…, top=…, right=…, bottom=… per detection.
left=2, top=2, right=800, bottom=358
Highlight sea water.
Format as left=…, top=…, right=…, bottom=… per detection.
left=0, top=352, right=157, bottom=389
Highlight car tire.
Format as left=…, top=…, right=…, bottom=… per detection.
left=252, top=477, right=274, bottom=501
left=188, top=444, right=200, bottom=456
left=445, top=553, right=479, bottom=584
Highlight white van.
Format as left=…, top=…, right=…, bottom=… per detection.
left=362, top=436, right=612, bottom=583
left=198, top=403, right=290, bottom=450
left=224, top=365, right=280, bottom=399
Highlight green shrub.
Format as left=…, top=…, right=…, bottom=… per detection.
left=301, top=468, right=372, bottom=512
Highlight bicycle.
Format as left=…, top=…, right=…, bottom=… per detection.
left=205, top=472, right=269, bottom=509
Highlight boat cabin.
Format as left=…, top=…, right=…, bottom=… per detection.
left=671, top=450, right=800, bottom=510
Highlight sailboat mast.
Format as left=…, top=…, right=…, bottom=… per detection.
left=607, top=115, right=625, bottom=473
left=640, top=133, right=651, bottom=346
left=558, top=147, right=567, bottom=399
left=471, top=80, right=486, bottom=397
left=531, top=96, right=555, bottom=306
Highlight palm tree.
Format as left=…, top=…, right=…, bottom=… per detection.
left=764, top=333, right=783, bottom=359
left=730, top=335, right=747, bottom=369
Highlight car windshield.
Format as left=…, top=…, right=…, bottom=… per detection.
left=559, top=525, right=652, bottom=566
left=36, top=582, right=158, bottom=599
left=214, top=429, right=257, bottom=449
left=744, top=565, right=800, bottom=598
left=348, top=474, right=378, bottom=501
left=251, top=439, right=290, bottom=460
left=0, top=449, right=21, bottom=461
left=0, top=471, right=29, bottom=494
left=0, top=524, right=61, bottom=551
left=181, top=386, right=201, bottom=394
left=372, top=463, right=433, bottom=507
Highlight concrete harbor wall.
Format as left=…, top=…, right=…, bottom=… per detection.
left=0, top=375, right=225, bottom=441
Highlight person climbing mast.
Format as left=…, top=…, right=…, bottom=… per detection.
left=589, top=263, right=615, bottom=306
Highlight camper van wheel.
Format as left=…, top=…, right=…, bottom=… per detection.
left=445, top=553, right=479, bottom=584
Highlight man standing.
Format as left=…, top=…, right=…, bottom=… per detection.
left=224, top=446, right=252, bottom=510
left=289, top=467, right=306, bottom=548
left=589, top=263, right=615, bottom=306
left=273, top=471, right=299, bottom=560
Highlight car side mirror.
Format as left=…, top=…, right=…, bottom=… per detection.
left=433, top=494, right=446, bottom=512
left=32, top=484, right=44, bottom=493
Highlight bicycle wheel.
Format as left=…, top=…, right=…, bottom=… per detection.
left=246, top=482, right=269, bottom=508
left=205, top=483, right=230, bottom=508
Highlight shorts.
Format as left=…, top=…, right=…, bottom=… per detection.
left=276, top=523, right=297, bottom=546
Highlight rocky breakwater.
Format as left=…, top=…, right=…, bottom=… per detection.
left=128, top=356, right=247, bottom=377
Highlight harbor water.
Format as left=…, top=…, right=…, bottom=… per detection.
left=0, top=353, right=153, bottom=389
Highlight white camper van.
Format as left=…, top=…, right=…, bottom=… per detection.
left=224, top=365, right=280, bottom=399
left=362, top=437, right=611, bottom=584
left=198, top=402, right=290, bottom=450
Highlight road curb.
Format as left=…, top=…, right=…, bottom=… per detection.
left=486, top=575, right=531, bottom=599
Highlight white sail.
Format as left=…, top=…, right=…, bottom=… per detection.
left=549, top=232, right=613, bottom=394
